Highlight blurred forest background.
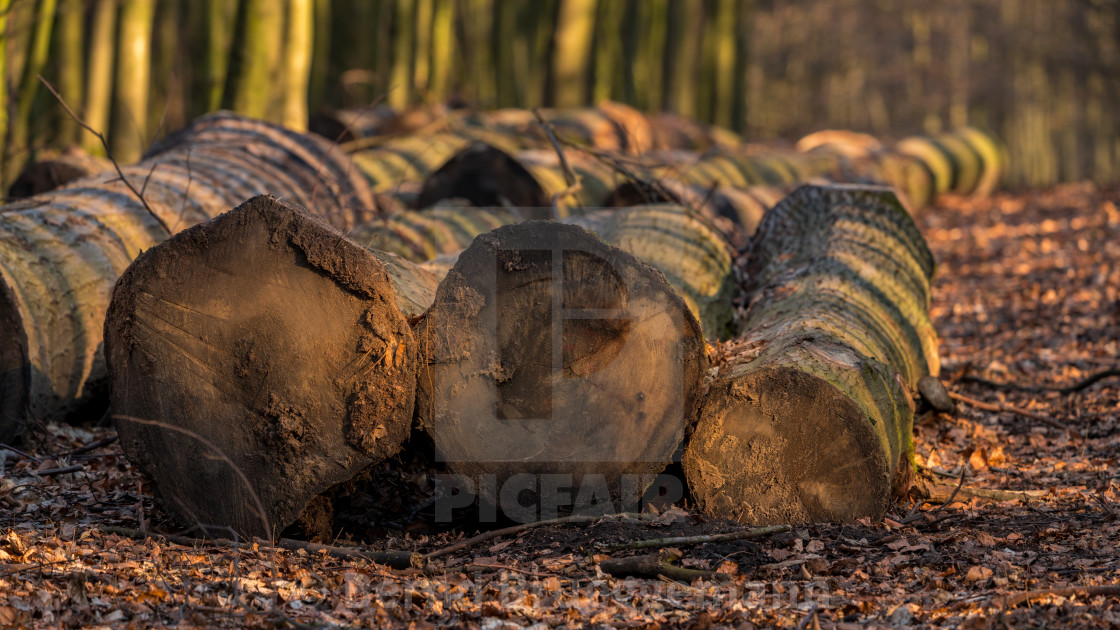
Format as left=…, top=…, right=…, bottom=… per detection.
left=1, top=0, right=1117, bottom=192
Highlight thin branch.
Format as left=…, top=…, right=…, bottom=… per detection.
left=959, top=367, right=1120, bottom=395
left=948, top=391, right=1070, bottom=433
left=425, top=513, right=638, bottom=560
left=533, top=107, right=581, bottom=214
left=38, top=75, right=171, bottom=234
left=992, top=584, right=1120, bottom=609
left=600, top=524, right=790, bottom=552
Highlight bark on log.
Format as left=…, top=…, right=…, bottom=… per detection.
left=682, top=185, right=938, bottom=525
left=566, top=206, right=736, bottom=340
left=416, top=143, right=620, bottom=213
left=605, top=179, right=788, bottom=247
left=348, top=205, right=518, bottom=262
left=105, top=196, right=433, bottom=539
left=415, top=220, right=707, bottom=515
left=0, top=113, right=373, bottom=442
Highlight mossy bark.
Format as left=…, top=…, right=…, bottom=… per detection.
left=683, top=185, right=938, bottom=525
left=109, top=0, right=156, bottom=164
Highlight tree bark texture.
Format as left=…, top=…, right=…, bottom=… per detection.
left=682, top=185, right=938, bottom=525
left=0, top=113, right=373, bottom=442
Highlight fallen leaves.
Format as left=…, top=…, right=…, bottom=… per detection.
left=0, top=185, right=1118, bottom=627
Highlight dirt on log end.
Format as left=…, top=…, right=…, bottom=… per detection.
left=415, top=221, right=706, bottom=517
left=105, top=195, right=416, bottom=539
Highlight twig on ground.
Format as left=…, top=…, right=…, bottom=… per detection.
left=991, top=584, right=1120, bottom=608
left=38, top=75, right=171, bottom=234
left=0, top=443, right=41, bottom=462
left=960, top=367, right=1119, bottom=394
left=64, top=435, right=118, bottom=458
left=599, top=551, right=729, bottom=582
left=601, top=524, right=790, bottom=552
left=35, top=464, right=84, bottom=476
left=795, top=604, right=820, bottom=630
left=425, top=513, right=640, bottom=560
left=948, top=391, right=1070, bottom=433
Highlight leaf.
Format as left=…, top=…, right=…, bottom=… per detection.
left=965, top=566, right=993, bottom=582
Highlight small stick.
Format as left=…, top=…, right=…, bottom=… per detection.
left=960, top=367, right=1119, bottom=394
left=599, top=552, right=728, bottom=582
left=63, top=435, right=119, bottom=458
left=532, top=107, right=582, bottom=214
left=38, top=75, right=171, bottom=234
left=425, top=513, right=641, bottom=560
left=795, top=604, right=820, bottom=630
left=948, top=391, right=1069, bottom=432
left=35, top=464, right=84, bottom=476
left=0, top=443, right=41, bottom=462
left=992, top=584, right=1120, bottom=609
left=930, top=465, right=968, bottom=514
left=600, top=524, right=790, bottom=552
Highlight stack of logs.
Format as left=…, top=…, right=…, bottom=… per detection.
left=0, top=104, right=1002, bottom=540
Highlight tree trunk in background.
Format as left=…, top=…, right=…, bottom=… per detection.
left=707, top=0, right=736, bottom=129
left=56, top=0, right=86, bottom=147
left=387, top=0, right=415, bottom=109
left=0, top=0, right=12, bottom=173
left=592, top=0, right=624, bottom=103
left=149, top=0, right=183, bottom=138
left=730, top=0, right=751, bottom=132
left=416, top=220, right=706, bottom=518
left=662, top=0, right=703, bottom=118
left=308, top=0, right=330, bottom=116
left=683, top=185, right=938, bottom=525
left=4, top=0, right=59, bottom=185
left=110, top=0, right=155, bottom=164
left=106, top=196, right=423, bottom=540
left=201, top=0, right=236, bottom=113
left=413, top=0, right=433, bottom=97
left=492, top=0, right=518, bottom=107
left=283, top=0, right=314, bottom=131
left=428, top=0, right=454, bottom=104
left=545, top=0, right=596, bottom=107
left=223, top=0, right=284, bottom=121
left=82, top=0, right=116, bottom=156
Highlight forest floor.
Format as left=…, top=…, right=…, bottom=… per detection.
left=2, top=183, right=1119, bottom=629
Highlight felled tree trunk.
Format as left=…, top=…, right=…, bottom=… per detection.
left=349, top=205, right=518, bottom=262
left=106, top=196, right=432, bottom=540
left=0, top=113, right=371, bottom=442
left=605, top=179, right=788, bottom=247
left=682, top=185, right=939, bottom=525
left=8, top=148, right=111, bottom=198
left=566, top=205, right=736, bottom=339
left=416, top=142, right=619, bottom=213
left=416, top=219, right=708, bottom=516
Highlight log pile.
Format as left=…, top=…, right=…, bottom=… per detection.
left=2, top=105, right=1007, bottom=539
left=0, top=112, right=372, bottom=442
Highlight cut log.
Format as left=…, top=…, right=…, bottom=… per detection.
left=605, top=179, right=788, bottom=247
left=416, top=142, right=620, bottom=213
left=0, top=113, right=374, bottom=442
left=8, top=148, right=112, bottom=198
left=682, top=185, right=938, bottom=525
left=348, top=204, right=518, bottom=262
left=416, top=221, right=707, bottom=516
left=566, top=206, right=736, bottom=339
left=105, top=195, right=433, bottom=539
